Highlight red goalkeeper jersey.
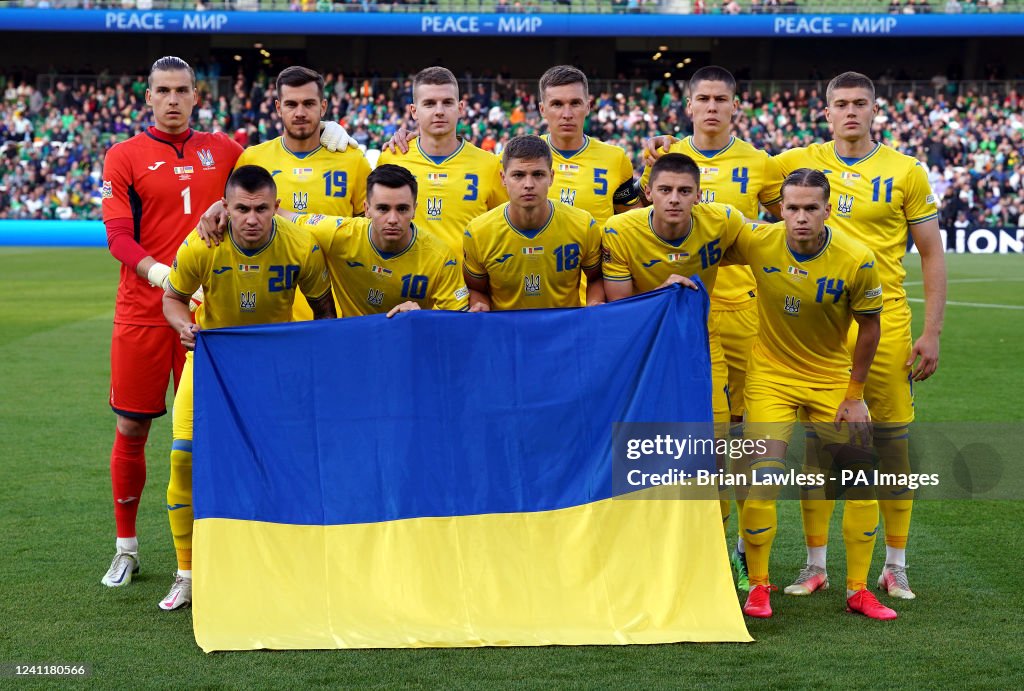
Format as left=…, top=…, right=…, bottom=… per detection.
left=102, top=127, right=242, bottom=326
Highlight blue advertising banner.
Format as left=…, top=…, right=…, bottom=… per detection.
left=1, top=222, right=1021, bottom=254
left=2, top=9, right=1024, bottom=37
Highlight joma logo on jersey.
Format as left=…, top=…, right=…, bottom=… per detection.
left=524, top=273, right=541, bottom=296
left=784, top=295, right=801, bottom=315
left=240, top=291, right=257, bottom=312
left=197, top=149, right=215, bottom=168
left=367, top=288, right=384, bottom=306
left=837, top=194, right=854, bottom=216
left=559, top=188, right=577, bottom=205
left=700, top=190, right=716, bottom=204
left=293, top=192, right=309, bottom=211
left=426, top=197, right=443, bottom=218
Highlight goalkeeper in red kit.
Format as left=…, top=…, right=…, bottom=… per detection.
left=99, top=56, right=243, bottom=588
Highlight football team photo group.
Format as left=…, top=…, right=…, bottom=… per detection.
left=3, top=6, right=1022, bottom=684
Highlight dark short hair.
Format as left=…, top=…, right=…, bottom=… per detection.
left=539, top=65, right=588, bottom=101
left=826, top=71, right=875, bottom=104
left=413, top=66, right=459, bottom=98
left=148, top=56, right=195, bottom=89
left=502, top=135, right=552, bottom=169
left=688, top=65, right=737, bottom=98
left=225, top=165, right=277, bottom=197
left=780, top=168, right=830, bottom=203
left=650, top=153, right=701, bottom=186
left=276, top=66, right=325, bottom=100
left=367, top=164, right=418, bottom=202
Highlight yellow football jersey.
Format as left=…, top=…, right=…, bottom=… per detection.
left=602, top=202, right=747, bottom=296
left=764, top=142, right=938, bottom=306
left=463, top=201, right=601, bottom=311
left=544, top=134, right=634, bottom=226
left=724, top=222, right=883, bottom=388
left=168, top=217, right=331, bottom=330
left=640, top=136, right=775, bottom=309
left=237, top=138, right=371, bottom=217
left=377, top=138, right=507, bottom=257
left=296, top=214, right=468, bottom=317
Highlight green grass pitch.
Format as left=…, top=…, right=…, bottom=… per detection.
left=1, top=247, right=1022, bottom=688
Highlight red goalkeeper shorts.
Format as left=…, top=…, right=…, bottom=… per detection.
left=109, top=323, right=186, bottom=419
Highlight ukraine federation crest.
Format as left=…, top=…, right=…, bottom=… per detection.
left=197, top=149, right=215, bottom=168
left=293, top=192, right=309, bottom=212
left=559, top=188, right=577, bottom=205
left=837, top=194, right=854, bottom=216
left=524, top=273, right=541, bottom=296
left=784, top=295, right=801, bottom=315
left=426, top=197, right=442, bottom=218
left=240, top=291, right=257, bottom=312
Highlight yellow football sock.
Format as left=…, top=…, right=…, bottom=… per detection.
left=800, top=429, right=835, bottom=548
left=741, top=499, right=777, bottom=587
left=167, top=440, right=194, bottom=571
left=842, top=499, right=879, bottom=591
left=730, top=423, right=748, bottom=544
left=876, top=425, right=912, bottom=549
left=741, top=457, right=785, bottom=586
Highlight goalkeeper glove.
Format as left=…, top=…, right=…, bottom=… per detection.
left=189, top=286, right=204, bottom=313
left=146, top=262, right=171, bottom=290
left=320, top=121, right=359, bottom=153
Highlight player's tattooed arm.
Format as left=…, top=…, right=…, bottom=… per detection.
left=308, top=290, right=338, bottom=320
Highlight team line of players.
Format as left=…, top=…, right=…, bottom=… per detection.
left=98, top=58, right=946, bottom=623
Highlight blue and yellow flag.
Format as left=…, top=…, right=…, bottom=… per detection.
left=192, top=286, right=751, bottom=651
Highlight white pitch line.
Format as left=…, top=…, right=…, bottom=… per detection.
left=906, top=298, right=1024, bottom=310
left=904, top=278, right=1024, bottom=286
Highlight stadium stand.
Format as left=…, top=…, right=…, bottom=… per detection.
left=3, top=72, right=1024, bottom=225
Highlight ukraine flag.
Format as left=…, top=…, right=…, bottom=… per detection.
left=192, top=286, right=751, bottom=650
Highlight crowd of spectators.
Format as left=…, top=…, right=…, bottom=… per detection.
left=3, top=70, right=1024, bottom=228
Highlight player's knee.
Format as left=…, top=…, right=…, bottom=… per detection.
left=169, top=440, right=194, bottom=491
left=116, top=415, right=151, bottom=438
left=748, top=457, right=785, bottom=500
